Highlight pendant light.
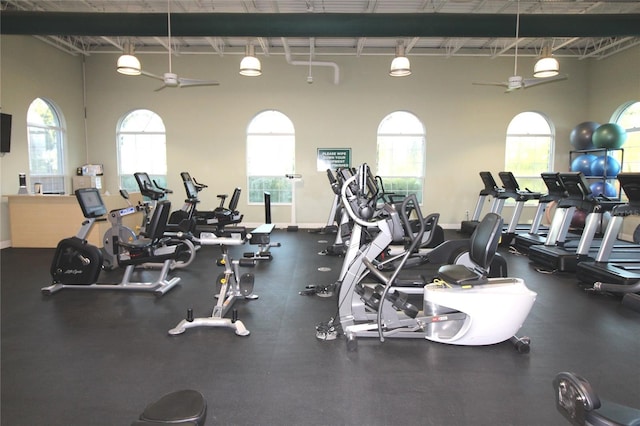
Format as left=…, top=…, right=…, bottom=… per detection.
left=389, top=41, right=411, bottom=77
left=240, top=44, right=262, bottom=77
left=117, top=41, right=141, bottom=76
left=534, top=45, right=559, bottom=78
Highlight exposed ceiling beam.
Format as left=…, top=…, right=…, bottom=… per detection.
left=2, top=12, right=640, bottom=39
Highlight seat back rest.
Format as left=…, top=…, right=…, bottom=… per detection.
left=469, top=212, right=503, bottom=272
left=228, top=187, right=242, bottom=211
left=135, top=172, right=165, bottom=201
left=181, top=175, right=199, bottom=200
left=146, top=201, right=172, bottom=242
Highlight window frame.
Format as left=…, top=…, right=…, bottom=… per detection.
left=246, top=110, right=296, bottom=205
left=611, top=101, right=640, bottom=173
left=376, top=110, right=426, bottom=204
left=504, top=111, right=556, bottom=197
left=27, top=97, right=66, bottom=194
left=116, top=109, right=168, bottom=193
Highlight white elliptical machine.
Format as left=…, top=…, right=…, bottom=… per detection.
left=321, top=165, right=536, bottom=352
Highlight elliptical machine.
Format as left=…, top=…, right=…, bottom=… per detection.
left=318, top=165, right=536, bottom=351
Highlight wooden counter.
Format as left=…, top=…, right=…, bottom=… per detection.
left=7, top=193, right=143, bottom=248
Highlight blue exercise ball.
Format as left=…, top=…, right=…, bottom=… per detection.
left=592, top=123, right=627, bottom=149
left=590, top=155, right=621, bottom=177
left=589, top=181, right=617, bottom=198
left=571, top=154, right=597, bottom=176
left=570, top=121, right=599, bottom=150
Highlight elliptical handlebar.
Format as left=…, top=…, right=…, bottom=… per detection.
left=341, top=165, right=379, bottom=227
left=375, top=194, right=425, bottom=342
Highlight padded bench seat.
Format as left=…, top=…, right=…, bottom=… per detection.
left=249, top=223, right=275, bottom=245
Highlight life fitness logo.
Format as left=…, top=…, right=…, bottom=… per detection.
left=64, top=269, right=84, bottom=275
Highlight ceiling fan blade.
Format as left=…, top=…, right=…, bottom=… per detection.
left=140, top=70, right=164, bottom=81
left=522, top=74, right=569, bottom=88
left=472, top=81, right=509, bottom=88
left=154, top=84, right=168, bottom=92
left=177, top=77, right=220, bottom=88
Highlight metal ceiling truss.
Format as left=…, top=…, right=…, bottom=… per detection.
left=1, top=1, right=639, bottom=60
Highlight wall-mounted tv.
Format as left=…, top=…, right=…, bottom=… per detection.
left=1, top=113, right=12, bottom=153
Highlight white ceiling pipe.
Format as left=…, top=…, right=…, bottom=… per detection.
left=282, top=37, right=340, bottom=85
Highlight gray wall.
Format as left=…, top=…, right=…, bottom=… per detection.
left=2, top=35, right=639, bottom=245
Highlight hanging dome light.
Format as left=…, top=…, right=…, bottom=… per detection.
left=534, top=46, right=559, bottom=78
left=117, top=54, right=142, bottom=76
left=389, top=42, right=411, bottom=77
left=116, top=41, right=141, bottom=76
left=240, top=45, right=262, bottom=77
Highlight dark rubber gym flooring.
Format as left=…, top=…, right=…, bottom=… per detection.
left=2, top=229, right=639, bottom=425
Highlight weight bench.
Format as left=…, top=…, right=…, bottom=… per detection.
left=131, top=389, right=207, bottom=426
left=244, top=223, right=280, bottom=260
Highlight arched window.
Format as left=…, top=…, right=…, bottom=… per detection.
left=612, top=101, right=640, bottom=172
left=246, top=110, right=295, bottom=204
left=27, top=98, right=66, bottom=193
left=376, top=111, right=425, bottom=203
left=116, top=109, right=167, bottom=192
left=505, top=112, right=555, bottom=194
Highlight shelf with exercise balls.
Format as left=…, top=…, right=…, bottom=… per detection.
left=569, top=121, right=627, bottom=200
left=568, top=122, right=627, bottom=229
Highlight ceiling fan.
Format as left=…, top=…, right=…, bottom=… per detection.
left=473, top=0, right=567, bottom=92
left=139, top=0, right=219, bottom=91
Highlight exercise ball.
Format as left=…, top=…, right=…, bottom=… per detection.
left=592, top=123, right=627, bottom=149
left=571, top=209, right=587, bottom=229
left=570, top=121, right=599, bottom=150
left=590, top=155, right=621, bottom=177
left=589, top=181, right=617, bottom=198
left=571, top=154, right=597, bottom=176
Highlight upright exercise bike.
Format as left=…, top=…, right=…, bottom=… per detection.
left=169, top=228, right=264, bottom=336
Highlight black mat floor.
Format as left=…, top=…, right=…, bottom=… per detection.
left=2, top=229, right=639, bottom=425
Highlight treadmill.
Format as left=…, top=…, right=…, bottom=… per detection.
left=513, top=172, right=567, bottom=254
left=528, top=172, right=622, bottom=273
left=460, top=171, right=507, bottom=235
left=497, top=171, right=542, bottom=246
left=576, top=173, right=640, bottom=286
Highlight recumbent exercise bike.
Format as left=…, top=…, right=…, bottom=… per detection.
left=101, top=186, right=197, bottom=271
left=44, top=188, right=183, bottom=296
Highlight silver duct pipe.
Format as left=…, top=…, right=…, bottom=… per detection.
left=282, top=38, right=340, bottom=85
